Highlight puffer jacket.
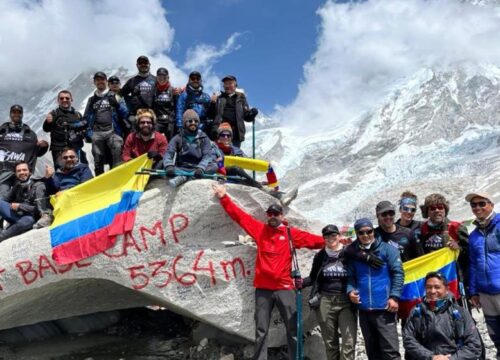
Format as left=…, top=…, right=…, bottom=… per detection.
left=469, top=213, right=500, bottom=295
left=45, top=163, right=93, bottom=194
left=346, top=238, right=404, bottom=311
left=175, top=86, right=211, bottom=128
left=163, top=129, right=213, bottom=171
left=403, top=298, right=482, bottom=360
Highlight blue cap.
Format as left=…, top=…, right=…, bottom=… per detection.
left=354, top=218, right=373, bottom=232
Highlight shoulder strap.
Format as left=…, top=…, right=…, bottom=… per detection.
left=287, top=227, right=300, bottom=277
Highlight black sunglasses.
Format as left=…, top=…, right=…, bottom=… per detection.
left=401, top=206, right=416, bottom=213
left=470, top=201, right=489, bottom=208
left=357, top=229, right=373, bottom=236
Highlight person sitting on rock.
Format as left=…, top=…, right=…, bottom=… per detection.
left=0, top=162, right=51, bottom=240
left=213, top=182, right=324, bottom=360
left=403, top=271, right=483, bottom=360
left=121, top=108, right=167, bottom=168
left=44, top=148, right=93, bottom=195
left=163, top=109, right=216, bottom=187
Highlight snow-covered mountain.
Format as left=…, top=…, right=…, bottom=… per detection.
left=247, top=64, right=500, bottom=225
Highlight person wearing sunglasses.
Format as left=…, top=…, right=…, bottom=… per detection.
left=163, top=110, right=216, bottom=187
left=467, top=192, right=500, bottom=358
left=122, top=108, right=167, bottom=167
left=420, top=193, right=470, bottom=307
left=175, top=71, right=211, bottom=135
left=403, top=271, right=483, bottom=360
left=83, top=72, right=129, bottom=175
left=43, top=90, right=89, bottom=170
left=346, top=217, right=404, bottom=360
left=396, top=191, right=422, bottom=233
left=212, top=183, right=324, bottom=360
left=375, top=200, right=423, bottom=262
left=152, top=67, right=180, bottom=141
left=121, top=55, right=156, bottom=128
left=302, top=224, right=357, bottom=360
left=208, top=75, right=258, bottom=147
left=44, top=147, right=93, bottom=195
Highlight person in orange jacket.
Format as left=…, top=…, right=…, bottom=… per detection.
left=213, top=183, right=324, bottom=360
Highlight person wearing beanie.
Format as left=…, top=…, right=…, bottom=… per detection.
left=346, top=217, right=404, bottom=360
left=163, top=109, right=216, bottom=187
left=419, top=193, right=470, bottom=308
left=175, top=71, right=211, bottom=136
left=152, top=67, right=180, bottom=141
left=122, top=108, right=167, bottom=166
left=302, top=224, right=357, bottom=360
left=209, top=74, right=259, bottom=147
left=212, top=183, right=324, bottom=360
left=122, top=55, right=156, bottom=128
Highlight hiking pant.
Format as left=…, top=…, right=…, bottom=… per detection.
left=315, top=294, right=357, bottom=360
left=359, top=310, right=401, bottom=360
left=0, top=171, right=15, bottom=198
left=91, top=130, right=123, bottom=175
left=226, top=166, right=262, bottom=189
left=480, top=292, right=500, bottom=359
left=0, top=200, right=35, bottom=241
left=156, top=120, right=175, bottom=142
left=254, top=289, right=297, bottom=360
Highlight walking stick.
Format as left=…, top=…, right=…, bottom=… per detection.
left=252, top=120, right=256, bottom=181
left=287, top=227, right=304, bottom=360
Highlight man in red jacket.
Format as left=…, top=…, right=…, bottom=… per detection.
left=213, top=183, right=323, bottom=360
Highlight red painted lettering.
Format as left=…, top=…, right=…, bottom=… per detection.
left=220, top=258, right=246, bottom=281
left=127, top=265, right=149, bottom=290
left=139, top=220, right=166, bottom=249
left=38, top=255, right=58, bottom=278
left=0, top=267, right=5, bottom=290
left=172, top=255, right=196, bottom=286
left=16, top=260, right=38, bottom=285
left=192, top=250, right=216, bottom=286
left=169, top=214, right=189, bottom=243
left=149, top=260, right=173, bottom=288
left=75, top=259, right=92, bottom=268
left=103, top=233, right=142, bottom=258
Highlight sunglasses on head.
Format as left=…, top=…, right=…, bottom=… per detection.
left=470, top=201, right=489, bottom=208
left=62, top=155, right=76, bottom=160
left=186, top=119, right=199, bottom=124
left=401, top=206, right=416, bottom=213
left=357, top=229, right=374, bottom=236
left=380, top=211, right=395, bottom=218
left=59, top=96, right=71, bottom=101
left=429, top=204, right=445, bottom=211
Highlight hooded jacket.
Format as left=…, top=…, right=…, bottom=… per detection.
left=175, top=86, right=211, bottom=128
left=163, top=129, right=213, bottom=170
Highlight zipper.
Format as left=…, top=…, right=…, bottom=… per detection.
left=368, top=265, right=372, bottom=309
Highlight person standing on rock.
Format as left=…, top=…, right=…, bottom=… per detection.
left=346, top=218, right=404, bottom=360
left=212, top=183, right=324, bottom=360
left=396, top=191, right=422, bottom=235
left=466, top=191, right=500, bottom=359
left=152, top=67, right=178, bottom=141
left=403, top=271, right=483, bottom=360
left=302, top=224, right=357, bottom=360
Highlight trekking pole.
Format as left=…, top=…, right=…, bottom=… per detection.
left=252, top=120, right=256, bottom=181
left=135, top=168, right=246, bottom=182
left=459, top=282, right=470, bottom=313
left=287, top=228, right=304, bottom=360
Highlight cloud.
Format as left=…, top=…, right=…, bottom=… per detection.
left=0, top=0, right=174, bottom=91
left=277, top=0, right=500, bottom=133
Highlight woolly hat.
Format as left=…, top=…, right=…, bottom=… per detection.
left=421, top=193, right=449, bottom=218
left=354, top=218, right=373, bottom=232
left=182, top=109, right=200, bottom=125
left=136, top=108, right=156, bottom=124
left=218, top=122, right=233, bottom=136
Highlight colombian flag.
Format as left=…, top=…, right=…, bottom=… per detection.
left=50, top=155, right=152, bottom=265
left=224, top=156, right=279, bottom=190
left=399, top=247, right=460, bottom=319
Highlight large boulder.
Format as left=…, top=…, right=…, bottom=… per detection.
left=0, top=179, right=323, bottom=342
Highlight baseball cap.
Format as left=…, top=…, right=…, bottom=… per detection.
left=222, top=75, right=237, bottom=82
left=465, top=192, right=493, bottom=203
left=322, top=225, right=340, bottom=236
left=266, top=204, right=283, bottom=214
left=93, top=71, right=107, bottom=80
left=376, top=201, right=395, bottom=214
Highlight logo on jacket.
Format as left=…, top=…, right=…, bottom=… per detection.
left=278, top=235, right=286, bottom=241
left=0, top=148, right=26, bottom=162
left=425, top=234, right=444, bottom=249
left=3, top=133, right=23, bottom=141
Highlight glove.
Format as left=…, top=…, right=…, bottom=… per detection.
left=249, top=107, right=258, bottom=118
left=294, top=277, right=303, bottom=290
left=193, top=168, right=204, bottom=179
left=165, top=166, right=176, bottom=178
left=358, top=251, right=384, bottom=269
left=147, top=151, right=162, bottom=161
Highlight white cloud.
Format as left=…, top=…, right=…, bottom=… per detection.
left=0, top=0, right=173, bottom=91
left=277, top=0, right=500, bottom=133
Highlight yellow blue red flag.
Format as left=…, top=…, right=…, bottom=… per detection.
left=50, top=155, right=152, bottom=265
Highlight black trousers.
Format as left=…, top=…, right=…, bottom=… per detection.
left=254, top=289, right=297, bottom=360
left=359, top=310, right=401, bottom=360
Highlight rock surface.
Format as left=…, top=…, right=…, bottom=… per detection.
left=0, top=179, right=320, bottom=342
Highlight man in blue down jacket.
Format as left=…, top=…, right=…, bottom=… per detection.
left=347, top=218, right=404, bottom=360
left=466, top=191, right=500, bottom=359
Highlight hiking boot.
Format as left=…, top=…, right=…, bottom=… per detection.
left=280, top=186, right=299, bottom=207
left=33, top=213, right=53, bottom=229
left=169, top=176, right=188, bottom=188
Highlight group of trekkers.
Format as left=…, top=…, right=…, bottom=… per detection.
left=212, top=185, right=499, bottom=360
left=0, top=55, right=269, bottom=241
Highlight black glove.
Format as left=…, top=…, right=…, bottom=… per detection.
left=249, top=107, right=258, bottom=118
left=193, top=168, right=204, bottom=179
left=147, top=151, right=163, bottom=161
left=358, top=251, right=384, bottom=269
left=165, top=166, right=176, bottom=178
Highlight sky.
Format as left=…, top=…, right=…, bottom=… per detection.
left=1, top=0, right=500, bottom=128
